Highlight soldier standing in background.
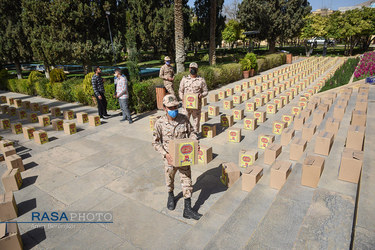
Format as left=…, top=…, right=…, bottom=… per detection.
left=152, top=94, right=202, bottom=220
left=159, top=56, right=175, bottom=96
left=179, top=62, right=208, bottom=133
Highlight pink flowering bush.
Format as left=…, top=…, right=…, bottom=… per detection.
left=354, top=51, right=375, bottom=80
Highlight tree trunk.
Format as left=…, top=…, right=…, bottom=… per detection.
left=268, top=39, right=276, bottom=53
left=83, top=64, right=90, bottom=75
left=44, top=64, right=50, bottom=79
left=14, top=59, right=22, bottom=80
left=209, top=0, right=217, bottom=65
left=174, top=0, right=185, bottom=73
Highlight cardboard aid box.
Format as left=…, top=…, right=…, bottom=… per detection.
left=6, top=97, right=14, bottom=105
left=247, top=88, right=255, bottom=97
left=235, top=84, right=243, bottom=93
left=282, top=114, right=294, bottom=127
left=14, top=99, right=22, bottom=108
left=300, top=109, right=312, bottom=120
left=266, top=103, right=277, bottom=114
left=11, top=123, right=22, bottom=135
left=202, top=97, right=207, bottom=106
left=3, top=146, right=16, bottom=157
left=281, top=128, right=295, bottom=146
left=351, top=110, right=366, bottom=127
left=50, top=107, right=61, bottom=117
left=200, top=111, right=208, bottom=123
left=223, top=100, right=233, bottom=110
left=272, top=121, right=286, bottom=135
left=0, top=140, right=13, bottom=152
left=63, top=122, right=77, bottom=135
left=238, top=150, right=258, bottom=168
left=208, top=105, right=219, bottom=116
left=233, top=95, right=242, bottom=105
left=241, top=92, right=249, bottom=101
left=333, top=105, right=346, bottom=121
left=291, top=106, right=302, bottom=116
left=209, top=93, right=219, bottom=103
left=0, top=105, right=8, bottom=114
left=346, top=125, right=365, bottom=151
left=290, top=137, right=307, bottom=161
left=5, top=155, right=25, bottom=172
left=22, top=126, right=35, bottom=140
left=232, top=109, right=244, bottom=120
left=301, top=155, right=325, bottom=188
left=0, top=191, right=18, bottom=222
left=64, top=110, right=75, bottom=120
left=258, top=134, right=275, bottom=149
left=27, top=112, right=38, bottom=123
left=218, top=90, right=227, bottom=100
left=16, top=109, right=27, bottom=120
left=264, top=143, right=282, bottom=165
left=33, top=130, right=49, bottom=145
left=226, top=88, right=234, bottom=97
left=7, top=107, right=16, bottom=116
left=51, top=119, right=64, bottom=131
left=0, top=119, right=10, bottom=130
left=184, top=93, right=199, bottom=109
left=38, top=115, right=50, bottom=127
left=221, top=114, right=233, bottom=127
left=325, top=117, right=340, bottom=135
left=355, top=99, right=368, bottom=112
left=255, top=96, right=264, bottom=107
left=314, top=131, right=334, bottom=156
left=0, top=222, right=23, bottom=250
left=274, top=98, right=283, bottom=110
left=0, top=96, right=6, bottom=103
left=168, top=139, right=198, bottom=167
left=243, top=117, right=257, bottom=130
left=293, top=115, right=305, bottom=131
left=317, top=103, right=329, bottom=113
left=245, top=101, right=256, bottom=112
left=88, top=115, right=101, bottom=127
left=312, top=110, right=325, bottom=125
left=220, top=162, right=241, bottom=188
left=254, top=111, right=266, bottom=123
left=40, top=104, right=49, bottom=114
left=338, top=148, right=364, bottom=184
left=228, top=127, right=241, bottom=143
left=2, top=168, right=22, bottom=192
left=270, top=161, right=292, bottom=190
left=242, top=166, right=263, bottom=192
left=201, top=124, right=216, bottom=138
left=198, top=145, right=212, bottom=164
left=76, top=112, right=89, bottom=124
left=30, top=102, right=39, bottom=111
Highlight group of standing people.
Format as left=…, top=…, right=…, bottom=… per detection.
left=91, top=66, right=133, bottom=123
left=153, top=57, right=208, bottom=220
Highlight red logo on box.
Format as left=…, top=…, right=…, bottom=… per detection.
left=275, top=124, right=281, bottom=129
left=242, top=156, right=251, bottom=162
left=261, top=138, right=269, bottom=143
left=187, top=96, right=195, bottom=102
left=181, top=145, right=193, bottom=154
left=230, top=132, right=237, bottom=136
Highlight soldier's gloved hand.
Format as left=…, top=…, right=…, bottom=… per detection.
left=165, top=154, right=173, bottom=166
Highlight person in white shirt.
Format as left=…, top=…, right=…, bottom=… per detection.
left=114, top=68, right=133, bottom=124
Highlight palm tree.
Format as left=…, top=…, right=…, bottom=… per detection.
left=174, top=0, right=185, bottom=73
left=209, top=0, right=217, bottom=65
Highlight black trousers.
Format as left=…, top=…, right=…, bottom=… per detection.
left=95, top=92, right=108, bottom=117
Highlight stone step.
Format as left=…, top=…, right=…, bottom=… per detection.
left=243, top=81, right=359, bottom=249
left=353, top=87, right=375, bottom=249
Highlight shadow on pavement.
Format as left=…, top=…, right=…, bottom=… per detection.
left=22, top=227, right=47, bottom=250
left=17, top=198, right=37, bottom=216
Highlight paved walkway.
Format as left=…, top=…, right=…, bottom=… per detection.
left=0, top=57, right=373, bottom=249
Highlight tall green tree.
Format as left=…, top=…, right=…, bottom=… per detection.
left=222, top=20, right=242, bottom=48
left=0, top=0, right=32, bottom=79
left=239, top=0, right=311, bottom=53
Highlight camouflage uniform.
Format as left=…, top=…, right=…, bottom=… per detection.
left=179, top=74, right=208, bottom=133
left=152, top=112, right=198, bottom=199
left=159, top=64, right=175, bottom=96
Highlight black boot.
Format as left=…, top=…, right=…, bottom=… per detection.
left=183, top=198, right=202, bottom=220
left=167, top=192, right=175, bottom=210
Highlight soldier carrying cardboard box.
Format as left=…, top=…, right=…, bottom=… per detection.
left=152, top=94, right=202, bottom=220
left=179, top=62, right=208, bottom=133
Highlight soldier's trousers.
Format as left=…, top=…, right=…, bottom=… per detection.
left=164, top=161, right=193, bottom=199
left=164, top=82, right=175, bottom=96
left=185, top=109, right=201, bottom=133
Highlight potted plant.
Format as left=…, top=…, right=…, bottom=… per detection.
left=240, top=57, right=251, bottom=78
left=240, top=53, right=258, bottom=78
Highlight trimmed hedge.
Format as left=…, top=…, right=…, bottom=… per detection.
left=0, top=53, right=286, bottom=113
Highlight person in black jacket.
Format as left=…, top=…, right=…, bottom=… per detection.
left=92, top=66, right=110, bottom=120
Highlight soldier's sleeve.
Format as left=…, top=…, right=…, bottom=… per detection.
left=201, top=78, right=208, bottom=97
left=159, top=66, right=165, bottom=80
left=152, top=121, right=168, bottom=157
left=186, top=117, right=198, bottom=141
left=179, top=77, right=185, bottom=100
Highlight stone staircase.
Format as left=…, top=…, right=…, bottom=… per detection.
left=172, top=65, right=372, bottom=249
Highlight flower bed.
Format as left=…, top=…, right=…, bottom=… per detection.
left=354, top=51, right=375, bottom=81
